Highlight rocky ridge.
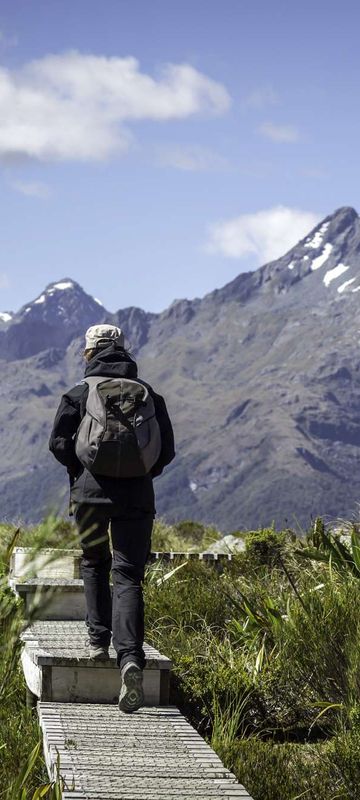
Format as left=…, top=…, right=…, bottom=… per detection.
left=1, top=207, right=360, bottom=531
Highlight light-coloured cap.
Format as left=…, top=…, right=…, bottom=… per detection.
left=85, top=324, right=124, bottom=350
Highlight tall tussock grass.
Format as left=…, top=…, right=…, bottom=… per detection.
left=0, top=521, right=73, bottom=799
left=145, top=520, right=360, bottom=799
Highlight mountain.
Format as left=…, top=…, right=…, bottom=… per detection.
left=0, top=279, right=105, bottom=360
left=1, top=207, right=360, bottom=531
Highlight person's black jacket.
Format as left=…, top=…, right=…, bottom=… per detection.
left=49, top=344, right=175, bottom=514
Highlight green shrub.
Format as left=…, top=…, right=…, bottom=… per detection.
left=262, top=576, right=360, bottom=733
left=329, top=726, right=360, bottom=797
left=245, top=528, right=289, bottom=567
left=151, top=518, right=221, bottom=552
left=21, top=517, right=77, bottom=549
left=173, top=520, right=220, bottom=548
left=219, top=738, right=336, bottom=800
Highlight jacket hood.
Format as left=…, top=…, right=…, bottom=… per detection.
left=84, top=343, right=138, bottom=380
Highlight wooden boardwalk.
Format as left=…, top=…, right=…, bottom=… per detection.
left=39, top=703, right=251, bottom=799
left=11, top=546, right=232, bottom=581
left=21, top=620, right=171, bottom=705
left=11, top=547, right=253, bottom=800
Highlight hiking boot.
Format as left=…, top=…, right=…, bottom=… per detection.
left=88, top=644, right=110, bottom=661
left=119, top=662, right=144, bottom=713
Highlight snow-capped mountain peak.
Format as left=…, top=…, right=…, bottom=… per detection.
left=287, top=207, right=360, bottom=297
left=5, top=278, right=107, bottom=359
left=32, top=280, right=76, bottom=305
left=255, top=206, right=360, bottom=302
left=19, top=278, right=105, bottom=320
left=211, top=206, right=360, bottom=307
left=30, top=280, right=77, bottom=308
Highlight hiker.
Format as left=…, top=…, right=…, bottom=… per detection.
left=49, top=324, right=175, bottom=712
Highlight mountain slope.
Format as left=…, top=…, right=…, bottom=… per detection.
left=2, top=207, right=360, bottom=530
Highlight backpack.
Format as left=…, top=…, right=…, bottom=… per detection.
left=75, top=376, right=161, bottom=478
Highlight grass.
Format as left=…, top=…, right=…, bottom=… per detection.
left=3, top=517, right=360, bottom=798
left=0, top=523, right=71, bottom=799
left=0, top=527, right=46, bottom=799
left=145, top=523, right=360, bottom=799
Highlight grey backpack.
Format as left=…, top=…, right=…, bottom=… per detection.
left=75, top=376, right=161, bottom=478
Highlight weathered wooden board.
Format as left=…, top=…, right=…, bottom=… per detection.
left=10, top=577, right=86, bottom=620
left=21, top=621, right=171, bottom=705
left=11, top=577, right=84, bottom=591
left=38, top=703, right=254, bottom=799
left=11, top=547, right=82, bottom=579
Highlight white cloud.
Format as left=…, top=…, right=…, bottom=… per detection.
left=207, top=206, right=321, bottom=264
left=258, top=121, right=300, bottom=143
left=11, top=180, right=50, bottom=198
left=157, top=144, right=228, bottom=171
left=0, top=52, right=231, bottom=162
left=244, top=87, right=279, bottom=109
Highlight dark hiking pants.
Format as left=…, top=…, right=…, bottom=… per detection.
left=74, top=504, right=153, bottom=671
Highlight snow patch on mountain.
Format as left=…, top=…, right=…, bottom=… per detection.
left=323, top=264, right=349, bottom=287
left=338, top=278, right=356, bottom=293
left=30, top=281, right=77, bottom=308
left=46, top=282, right=74, bottom=297
left=51, top=281, right=74, bottom=291
left=0, top=312, right=12, bottom=322
left=311, top=243, right=333, bottom=271
left=305, top=222, right=330, bottom=249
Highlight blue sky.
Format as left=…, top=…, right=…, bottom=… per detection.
left=0, top=0, right=359, bottom=314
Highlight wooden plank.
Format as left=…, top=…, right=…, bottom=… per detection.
left=21, top=621, right=171, bottom=667
left=21, top=621, right=170, bottom=704
left=22, top=658, right=162, bottom=705
left=26, top=593, right=86, bottom=621
left=11, top=579, right=86, bottom=620
left=11, top=578, right=84, bottom=592
left=51, top=664, right=160, bottom=705
left=38, top=703, right=254, bottom=799
left=11, top=548, right=82, bottom=579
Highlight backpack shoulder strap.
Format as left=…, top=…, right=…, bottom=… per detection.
left=82, top=376, right=109, bottom=388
